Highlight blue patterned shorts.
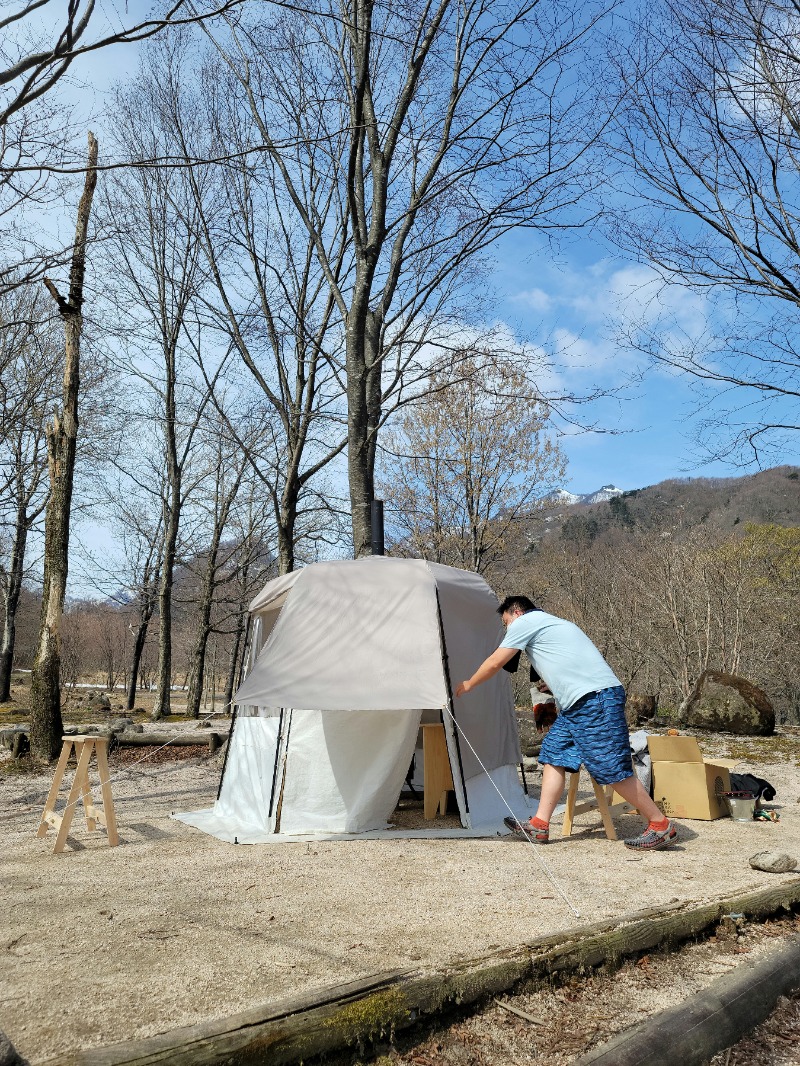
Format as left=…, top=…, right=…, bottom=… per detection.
left=538, top=686, right=633, bottom=785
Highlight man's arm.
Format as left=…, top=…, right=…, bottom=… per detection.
left=455, top=646, right=518, bottom=697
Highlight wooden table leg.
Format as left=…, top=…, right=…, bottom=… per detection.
left=94, top=739, right=119, bottom=846
left=592, top=779, right=618, bottom=841
left=53, top=739, right=93, bottom=854
left=422, top=724, right=455, bottom=820
left=37, top=739, right=73, bottom=838
left=562, top=771, right=580, bottom=837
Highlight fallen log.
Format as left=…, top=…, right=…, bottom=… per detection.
left=575, top=937, right=800, bottom=1065
left=4, top=729, right=225, bottom=753
left=46, top=878, right=800, bottom=1066
left=112, top=732, right=224, bottom=751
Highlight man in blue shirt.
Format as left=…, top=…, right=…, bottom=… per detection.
left=455, top=595, right=678, bottom=851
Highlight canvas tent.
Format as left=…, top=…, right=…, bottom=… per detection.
left=175, top=557, right=533, bottom=842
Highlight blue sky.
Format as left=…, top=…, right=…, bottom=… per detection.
left=491, top=228, right=800, bottom=493
left=24, top=11, right=798, bottom=600
left=56, top=23, right=800, bottom=508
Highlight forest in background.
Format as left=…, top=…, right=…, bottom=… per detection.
left=4, top=466, right=799, bottom=724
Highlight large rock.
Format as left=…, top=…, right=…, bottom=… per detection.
left=625, top=692, right=657, bottom=727
left=749, top=851, right=797, bottom=874
left=515, top=709, right=541, bottom=757
left=679, top=670, right=774, bottom=735
left=88, top=692, right=112, bottom=712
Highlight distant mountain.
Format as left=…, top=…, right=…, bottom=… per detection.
left=547, top=484, right=624, bottom=507
left=538, top=466, right=800, bottom=542
left=580, top=484, right=624, bottom=505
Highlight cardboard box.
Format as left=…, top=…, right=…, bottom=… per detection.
left=647, top=735, right=738, bottom=820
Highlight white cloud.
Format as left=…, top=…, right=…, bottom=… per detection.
left=510, top=287, right=553, bottom=312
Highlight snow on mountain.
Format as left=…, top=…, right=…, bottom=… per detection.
left=546, top=484, right=625, bottom=506
left=548, top=488, right=582, bottom=505
left=579, top=484, right=624, bottom=505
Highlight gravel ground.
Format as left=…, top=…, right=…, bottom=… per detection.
left=2, top=726, right=800, bottom=1065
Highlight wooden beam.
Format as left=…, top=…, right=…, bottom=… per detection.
left=45, top=879, right=800, bottom=1066
left=575, top=938, right=800, bottom=1065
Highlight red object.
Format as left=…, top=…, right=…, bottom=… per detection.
left=533, top=700, right=557, bottom=731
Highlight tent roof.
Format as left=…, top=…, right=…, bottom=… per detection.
left=234, top=557, right=501, bottom=714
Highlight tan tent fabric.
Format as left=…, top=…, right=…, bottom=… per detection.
left=428, top=563, right=518, bottom=779
left=233, top=557, right=449, bottom=712
left=176, top=557, right=529, bottom=840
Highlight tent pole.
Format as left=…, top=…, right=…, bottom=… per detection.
left=268, top=709, right=286, bottom=817
left=435, top=591, right=469, bottom=815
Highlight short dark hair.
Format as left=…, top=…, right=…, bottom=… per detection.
left=497, top=594, right=537, bottom=616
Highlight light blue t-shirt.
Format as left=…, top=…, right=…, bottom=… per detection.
left=500, top=610, right=621, bottom=711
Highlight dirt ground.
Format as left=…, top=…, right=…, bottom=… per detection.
left=358, top=912, right=800, bottom=1065
left=2, top=723, right=800, bottom=1065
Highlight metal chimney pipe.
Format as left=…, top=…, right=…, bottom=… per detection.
left=370, top=499, right=385, bottom=555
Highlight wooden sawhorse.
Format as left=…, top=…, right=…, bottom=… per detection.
left=37, top=735, right=119, bottom=853
left=562, top=770, right=622, bottom=840
left=421, top=724, right=455, bottom=819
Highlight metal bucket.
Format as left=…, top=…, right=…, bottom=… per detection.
left=722, top=791, right=756, bottom=822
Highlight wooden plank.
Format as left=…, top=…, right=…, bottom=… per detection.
left=45, top=878, right=800, bottom=1066
left=592, top=780, right=617, bottom=841
left=95, top=738, right=119, bottom=846
left=37, top=739, right=73, bottom=838
left=422, top=724, right=454, bottom=820
left=80, top=743, right=97, bottom=832
left=561, top=771, right=580, bottom=836
left=53, top=740, right=93, bottom=853
left=113, top=733, right=221, bottom=748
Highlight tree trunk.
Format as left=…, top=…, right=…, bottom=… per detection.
left=277, top=483, right=300, bottom=575
left=346, top=302, right=380, bottom=558
left=126, top=616, right=150, bottom=711
left=29, top=131, right=98, bottom=761
left=223, top=619, right=244, bottom=716
left=0, top=501, right=30, bottom=702
left=185, top=591, right=214, bottom=719
left=152, top=397, right=181, bottom=721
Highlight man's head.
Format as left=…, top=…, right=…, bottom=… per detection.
left=497, top=594, right=537, bottom=628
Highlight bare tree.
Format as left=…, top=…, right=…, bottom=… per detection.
left=608, top=0, right=800, bottom=462
left=97, top=74, right=221, bottom=720
left=29, top=130, right=97, bottom=760
left=119, top=38, right=350, bottom=574
left=0, top=283, right=60, bottom=699
left=381, top=350, right=566, bottom=576
left=216, top=488, right=275, bottom=714
left=0, top=0, right=269, bottom=303
left=104, top=495, right=165, bottom=712
left=201, top=0, right=609, bottom=555
left=182, top=415, right=249, bottom=718
left=0, top=0, right=258, bottom=128
left=0, top=285, right=60, bottom=700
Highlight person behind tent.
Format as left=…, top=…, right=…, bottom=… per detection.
left=531, top=670, right=558, bottom=734
left=454, top=595, right=681, bottom=851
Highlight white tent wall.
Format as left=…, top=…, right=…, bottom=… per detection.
left=177, top=714, right=284, bottom=842
left=278, top=709, right=421, bottom=834
left=429, top=562, right=521, bottom=781
left=216, top=716, right=281, bottom=833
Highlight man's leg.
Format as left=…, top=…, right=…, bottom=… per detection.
left=504, top=765, right=566, bottom=841
left=533, top=764, right=566, bottom=823
left=612, top=774, right=679, bottom=850
left=612, top=774, right=664, bottom=823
